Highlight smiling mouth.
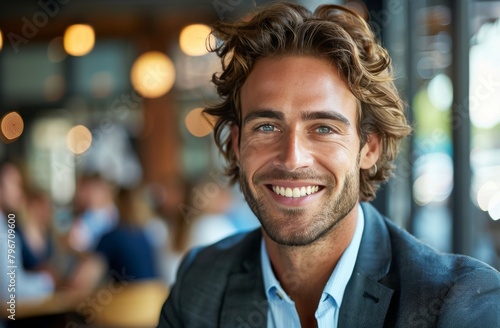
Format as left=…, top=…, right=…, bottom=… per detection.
left=269, top=185, right=322, bottom=198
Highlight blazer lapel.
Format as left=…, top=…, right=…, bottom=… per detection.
left=339, top=271, right=394, bottom=327
left=220, top=231, right=268, bottom=328
left=339, top=202, right=394, bottom=328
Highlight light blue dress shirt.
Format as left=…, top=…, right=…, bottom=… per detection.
left=260, top=204, right=365, bottom=328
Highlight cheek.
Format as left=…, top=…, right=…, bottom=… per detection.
left=239, top=139, right=259, bottom=157
left=239, top=139, right=276, bottom=171
left=239, top=134, right=276, bottom=157
left=317, top=147, right=357, bottom=173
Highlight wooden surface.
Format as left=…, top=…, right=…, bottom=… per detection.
left=3, top=279, right=169, bottom=328
left=92, top=279, right=169, bottom=328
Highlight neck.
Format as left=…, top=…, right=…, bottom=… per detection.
left=263, top=204, right=359, bottom=321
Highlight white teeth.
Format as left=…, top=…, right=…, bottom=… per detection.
left=271, top=184, right=321, bottom=198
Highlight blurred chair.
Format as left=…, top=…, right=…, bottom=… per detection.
left=92, top=279, right=169, bottom=328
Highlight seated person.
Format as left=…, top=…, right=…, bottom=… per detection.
left=95, top=187, right=157, bottom=282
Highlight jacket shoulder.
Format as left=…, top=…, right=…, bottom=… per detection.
left=384, top=217, right=499, bottom=277
left=179, top=229, right=261, bottom=278
left=382, top=217, right=500, bottom=327
left=158, top=229, right=262, bottom=327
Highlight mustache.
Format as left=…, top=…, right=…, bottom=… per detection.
left=253, top=168, right=334, bottom=185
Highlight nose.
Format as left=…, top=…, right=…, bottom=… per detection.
left=273, top=130, right=314, bottom=171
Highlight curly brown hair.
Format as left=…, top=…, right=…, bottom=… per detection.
left=203, top=2, right=412, bottom=201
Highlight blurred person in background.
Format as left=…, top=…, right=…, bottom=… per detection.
left=67, top=174, right=118, bottom=253
left=1, top=164, right=58, bottom=280
left=95, top=187, right=159, bottom=282
left=0, top=161, right=26, bottom=216
left=19, top=190, right=55, bottom=271
left=149, top=175, right=191, bottom=285
left=159, top=3, right=500, bottom=327
left=0, top=161, right=55, bottom=304
left=58, top=174, right=119, bottom=296
left=185, top=178, right=238, bottom=250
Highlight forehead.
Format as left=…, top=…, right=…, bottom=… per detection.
left=240, top=56, right=358, bottom=122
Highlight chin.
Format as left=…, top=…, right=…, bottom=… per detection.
left=262, top=220, right=335, bottom=247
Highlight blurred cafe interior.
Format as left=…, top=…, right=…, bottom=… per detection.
left=0, top=0, right=500, bottom=327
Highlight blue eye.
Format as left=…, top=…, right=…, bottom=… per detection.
left=258, top=124, right=275, bottom=132
left=316, top=126, right=333, bottom=134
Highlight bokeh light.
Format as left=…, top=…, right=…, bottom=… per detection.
left=179, top=24, right=216, bottom=56
left=477, top=181, right=499, bottom=211
left=66, top=125, right=92, bottom=154
left=130, top=51, right=176, bottom=98
left=412, top=153, right=453, bottom=205
left=428, top=73, right=453, bottom=110
left=0, top=29, right=3, bottom=51
left=64, top=24, right=95, bottom=56
left=413, top=174, right=434, bottom=205
left=185, top=107, right=217, bottom=137
left=0, top=112, right=24, bottom=143
left=488, top=192, right=500, bottom=221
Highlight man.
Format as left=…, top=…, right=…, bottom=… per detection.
left=158, top=3, right=500, bottom=327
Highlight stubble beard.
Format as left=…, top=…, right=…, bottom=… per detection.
left=239, top=165, right=360, bottom=247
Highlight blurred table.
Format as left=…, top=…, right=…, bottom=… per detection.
left=2, top=279, right=169, bottom=328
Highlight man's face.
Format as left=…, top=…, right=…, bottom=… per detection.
left=232, top=56, right=379, bottom=247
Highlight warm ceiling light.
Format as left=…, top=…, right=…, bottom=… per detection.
left=0, top=112, right=24, bottom=143
left=0, top=29, right=3, bottom=51
left=64, top=24, right=95, bottom=56
left=179, top=24, right=215, bottom=56
left=66, top=125, right=92, bottom=154
left=185, top=107, right=217, bottom=137
left=130, top=51, right=176, bottom=98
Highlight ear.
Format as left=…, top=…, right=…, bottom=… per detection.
left=359, top=134, right=381, bottom=169
left=231, top=124, right=240, bottom=161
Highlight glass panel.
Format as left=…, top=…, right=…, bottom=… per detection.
left=1, top=44, right=63, bottom=104
left=470, top=0, right=500, bottom=268
left=410, top=2, right=454, bottom=252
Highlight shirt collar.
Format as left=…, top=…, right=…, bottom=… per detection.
left=260, top=203, right=365, bottom=307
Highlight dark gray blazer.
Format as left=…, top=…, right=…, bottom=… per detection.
left=158, top=202, right=500, bottom=327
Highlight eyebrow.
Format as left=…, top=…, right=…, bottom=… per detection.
left=243, top=110, right=284, bottom=124
left=243, top=109, right=351, bottom=127
left=301, top=111, right=351, bottom=127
